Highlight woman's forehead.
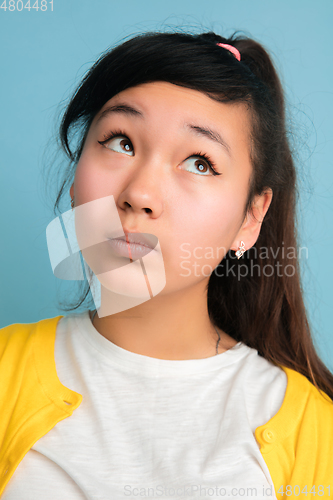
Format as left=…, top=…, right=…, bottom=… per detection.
left=95, top=82, right=251, bottom=138
left=99, top=81, right=245, bottom=112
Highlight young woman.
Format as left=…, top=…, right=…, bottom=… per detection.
left=1, top=30, right=332, bottom=499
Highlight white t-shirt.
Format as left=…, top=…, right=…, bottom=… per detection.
left=3, top=311, right=287, bottom=500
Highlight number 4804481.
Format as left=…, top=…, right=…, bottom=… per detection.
left=0, top=0, right=53, bottom=11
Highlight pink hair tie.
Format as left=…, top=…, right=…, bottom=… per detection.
left=216, top=43, right=241, bottom=61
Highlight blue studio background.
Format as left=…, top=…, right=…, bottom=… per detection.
left=1, top=0, right=332, bottom=369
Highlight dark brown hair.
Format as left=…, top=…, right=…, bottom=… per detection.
left=51, top=30, right=333, bottom=401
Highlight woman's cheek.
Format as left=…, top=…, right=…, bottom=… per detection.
left=74, top=158, right=109, bottom=204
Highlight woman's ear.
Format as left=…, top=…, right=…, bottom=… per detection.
left=70, top=184, right=74, bottom=200
left=230, top=188, right=273, bottom=253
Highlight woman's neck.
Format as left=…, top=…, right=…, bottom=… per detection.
left=90, top=281, right=238, bottom=360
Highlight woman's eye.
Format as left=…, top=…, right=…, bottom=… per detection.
left=182, top=156, right=214, bottom=176
left=105, top=136, right=134, bottom=156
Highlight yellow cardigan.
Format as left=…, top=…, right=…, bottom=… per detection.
left=1, top=316, right=333, bottom=498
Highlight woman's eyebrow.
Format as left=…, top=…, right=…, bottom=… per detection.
left=185, top=124, right=231, bottom=157
left=96, top=103, right=144, bottom=124
left=95, top=102, right=231, bottom=157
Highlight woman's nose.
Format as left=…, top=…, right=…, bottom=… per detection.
left=117, top=156, right=166, bottom=217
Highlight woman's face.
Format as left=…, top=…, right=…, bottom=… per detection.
left=71, top=81, right=271, bottom=296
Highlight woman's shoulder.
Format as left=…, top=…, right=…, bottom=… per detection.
left=256, top=364, right=333, bottom=448
left=280, top=365, right=333, bottom=407
left=255, top=365, right=333, bottom=489
left=0, top=314, right=82, bottom=411
left=0, top=315, right=64, bottom=332
left=0, top=316, right=64, bottom=356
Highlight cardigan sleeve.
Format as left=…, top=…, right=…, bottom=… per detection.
left=255, top=366, right=333, bottom=498
left=0, top=318, right=81, bottom=498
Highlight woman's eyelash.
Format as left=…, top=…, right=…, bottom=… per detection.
left=98, top=131, right=221, bottom=176
left=98, top=129, right=129, bottom=145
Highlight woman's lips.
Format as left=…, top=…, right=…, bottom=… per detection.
left=107, top=238, right=155, bottom=260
